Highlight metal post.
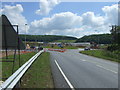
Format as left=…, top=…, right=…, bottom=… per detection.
left=25, top=24, right=27, bottom=50
left=3, top=25, right=8, bottom=59
left=95, top=30, right=99, bottom=45
left=16, top=25, right=20, bottom=67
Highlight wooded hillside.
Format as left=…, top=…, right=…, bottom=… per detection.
left=76, top=34, right=112, bottom=44
left=19, top=35, right=77, bottom=42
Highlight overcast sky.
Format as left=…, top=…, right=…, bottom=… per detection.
left=1, top=0, right=118, bottom=38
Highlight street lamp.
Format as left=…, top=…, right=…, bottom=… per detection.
left=25, top=24, right=27, bottom=49
left=95, top=30, right=99, bottom=45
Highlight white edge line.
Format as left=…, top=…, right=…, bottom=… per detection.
left=96, top=65, right=118, bottom=74
left=54, top=60, right=75, bottom=90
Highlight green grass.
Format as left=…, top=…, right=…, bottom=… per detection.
left=1, top=52, right=36, bottom=81
left=54, top=40, right=76, bottom=43
left=43, top=45, right=78, bottom=49
left=80, top=50, right=120, bottom=62
left=21, top=52, right=54, bottom=88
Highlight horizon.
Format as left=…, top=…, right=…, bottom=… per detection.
left=19, top=33, right=111, bottom=39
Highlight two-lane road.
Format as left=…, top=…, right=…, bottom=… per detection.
left=49, top=49, right=118, bottom=88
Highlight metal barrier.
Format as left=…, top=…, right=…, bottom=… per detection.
left=0, top=50, right=44, bottom=90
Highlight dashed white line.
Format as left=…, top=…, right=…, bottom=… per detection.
left=54, top=60, right=75, bottom=90
left=81, top=59, right=86, bottom=61
left=96, top=65, right=118, bottom=74
left=80, top=59, right=118, bottom=74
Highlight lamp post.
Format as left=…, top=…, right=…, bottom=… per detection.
left=95, top=30, right=99, bottom=45
left=25, top=24, right=27, bottom=49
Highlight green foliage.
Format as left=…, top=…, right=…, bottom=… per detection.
left=107, top=44, right=120, bottom=51
left=80, top=50, right=120, bottom=62
left=76, top=34, right=112, bottom=44
left=19, top=34, right=77, bottom=42
left=54, top=40, right=76, bottom=43
left=110, top=26, right=120, bottom=44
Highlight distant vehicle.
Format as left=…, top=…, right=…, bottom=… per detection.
left=38, top=47, right=43, bottom=50
left=84, top=47, right=90, bottom=50
left=30, top=46, right=35, bottom=49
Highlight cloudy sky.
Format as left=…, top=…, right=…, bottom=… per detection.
left=1, top=0, right=118, bottom=38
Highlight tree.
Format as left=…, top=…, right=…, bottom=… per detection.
left=110, top=25, right=120, bottom=44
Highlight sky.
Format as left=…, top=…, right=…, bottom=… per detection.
left=1, top=0, right=118, bottom=38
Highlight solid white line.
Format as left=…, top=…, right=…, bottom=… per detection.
left=96, top=65, right=118, bottom=74
left=54, top=60, right=75, bottom=90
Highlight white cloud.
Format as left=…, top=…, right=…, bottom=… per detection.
left=102, top=4, right=118, bottom=25
left=36, top=0, right=60, bottom=15
left=82, top=12, right=105, bottom=27
left=30, top=12, right=82, bottom=35
left=1, top=4, right=29, bottom=33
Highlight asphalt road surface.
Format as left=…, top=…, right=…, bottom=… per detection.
left=49, top=49, right=118, bottom=89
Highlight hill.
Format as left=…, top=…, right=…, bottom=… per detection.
left=19, top=34, right=77, bottom=42
left=76, top=34, right=112, bottom=44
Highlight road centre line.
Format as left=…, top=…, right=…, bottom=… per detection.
left=81, top=59, right=86, bottom=61
left=80, top=59, right=118, bottom=74
left=54, top=60, right=75, bottom=90
left=96, top=65, right=118, bottom=74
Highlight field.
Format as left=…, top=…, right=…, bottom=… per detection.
left=80, top=50, right=120, bottom=62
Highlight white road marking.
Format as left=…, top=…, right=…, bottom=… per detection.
left=81, top=59, right=86, bottom=61
left=55, top=60, right=75, bottom=90
left=80, top=59, right=118, bottom=74
left=96, top=65, right=118, bottom=74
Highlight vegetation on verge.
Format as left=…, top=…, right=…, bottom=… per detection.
left=80, top=50, right=120, bottom=62
left=79, top=25, right=120, bottom=63
left=43, top=46, right=78, bottom=49
left=2, top=52, right=36, bottom=80
left=21, top=52, right=54, bottom=88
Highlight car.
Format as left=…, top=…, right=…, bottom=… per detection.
left=84, top=47, right=90, bottom=50
left=38, top=47, right=43, bottom=50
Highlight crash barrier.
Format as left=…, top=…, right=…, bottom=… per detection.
left=0, top=50, right=44, bottom=90
left=47, top=48, right=66, bottom=52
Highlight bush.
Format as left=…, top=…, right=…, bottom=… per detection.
left=107, top=44, right=120, bottom=51
left=103, top=50, right=120, bottom=60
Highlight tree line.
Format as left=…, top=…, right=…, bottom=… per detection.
left=19, top=35, right=77, bottom=42
left=19, top=34, right=114, bottom=44
left=75, top=34, right=112, bottom=44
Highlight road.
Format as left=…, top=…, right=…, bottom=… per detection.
left=49, top=49, right=118, bottom=89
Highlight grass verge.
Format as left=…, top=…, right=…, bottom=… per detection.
left=1, top=52, right=36, bottom=81
left=43, top=46, right=78, bottom=49
left=80, top=50, right=120, bottom=63
left=21, top=52, right=54, bottom=88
